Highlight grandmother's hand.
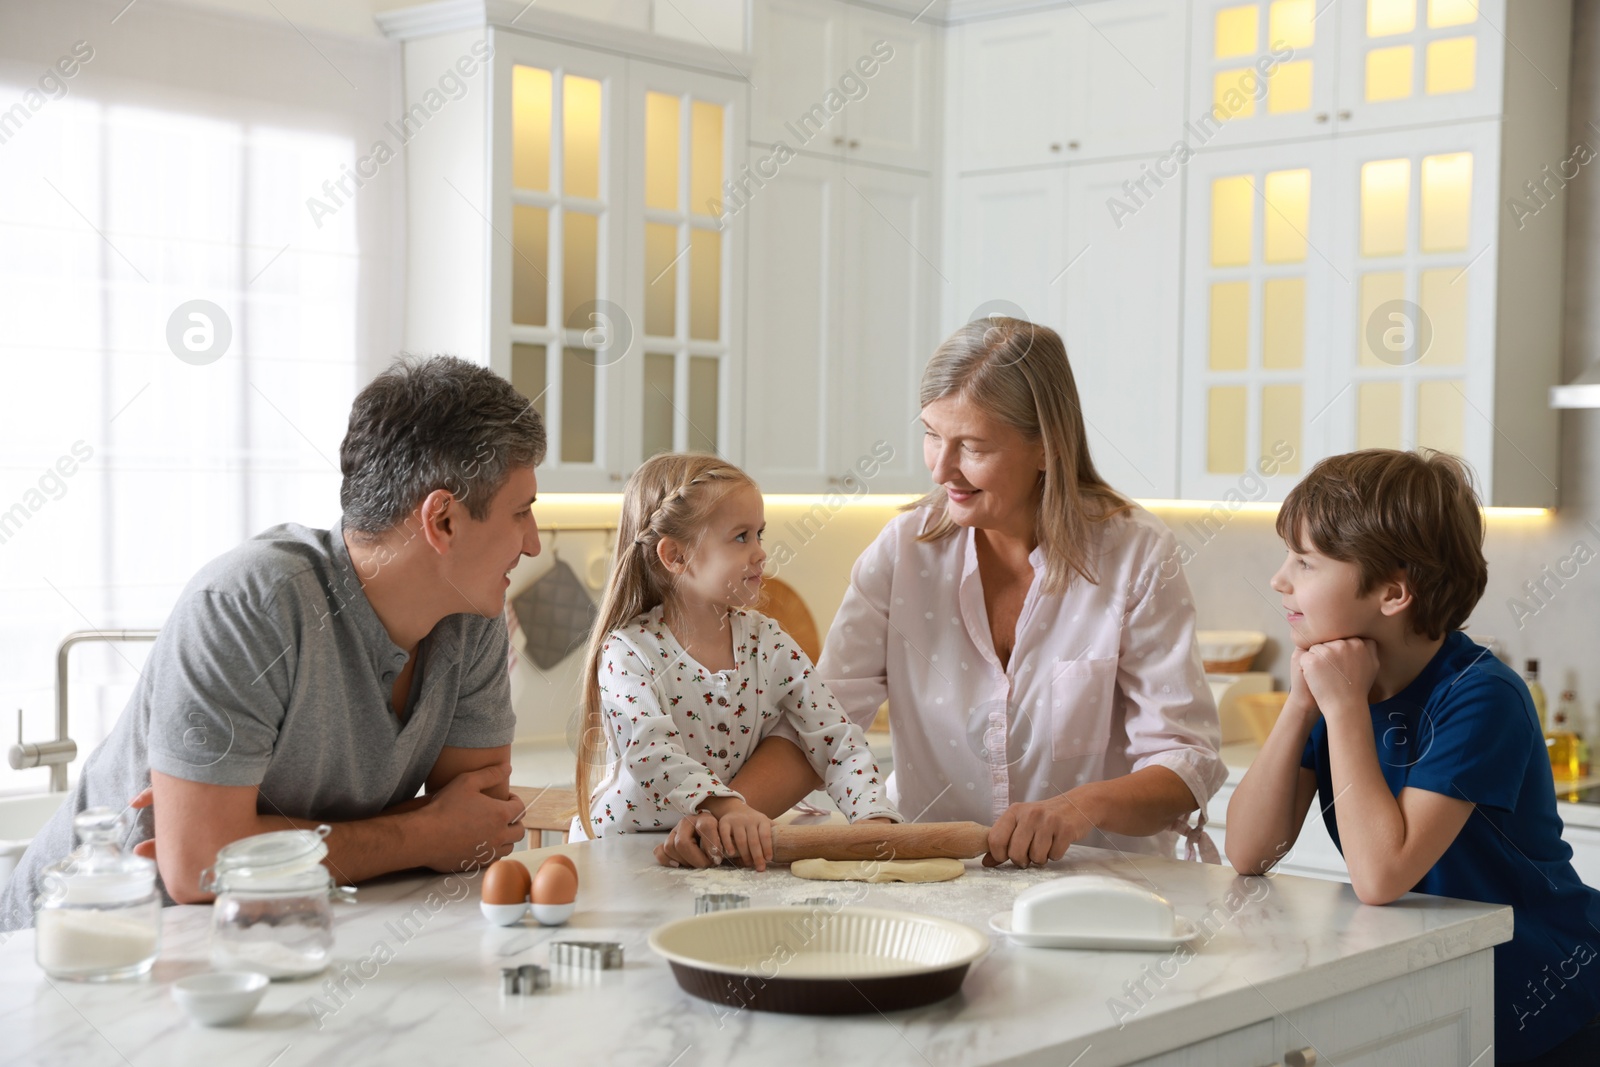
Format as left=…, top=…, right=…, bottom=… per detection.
left=984, top=794, right=1094, bottom=868
left=653, top=811, right=726, bottom=868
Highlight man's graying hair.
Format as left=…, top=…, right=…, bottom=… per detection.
left=340, top=355, right=546, bottom=536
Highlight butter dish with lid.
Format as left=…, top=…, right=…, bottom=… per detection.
left=990, top=874, right=1199, bottom=950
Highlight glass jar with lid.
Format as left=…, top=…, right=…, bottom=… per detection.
left=200, top=825, right=335, bottom=979
left=34, top=806, right=161, bottom=981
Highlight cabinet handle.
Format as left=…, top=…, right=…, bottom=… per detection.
left=833, top=135, right=846, bottom=146
left=826, top=476, right=843, bottom=486
left=1068, top=140, right=1080, bottom=150
left=1283, top=1049, right=1317, bottom=1067
left=848, top=139, right=859, bottom=148
left=1050, top=142, right=1063, bottom=152
left=1315, top=112, right=1329, bottom=123
left=610, top=471, right=623, bottom=482
left=1338, top=109, right=1352, bottom=120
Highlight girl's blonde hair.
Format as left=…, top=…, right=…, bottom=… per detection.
left=575, top=453, right=758, bottom=840
left=909, top=316, right=1129, bottom=594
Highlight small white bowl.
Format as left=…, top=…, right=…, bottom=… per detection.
left=530, top=901, right=574, bottom=926
left=172, top=971, right=269, bottom=1027
left=480, top=901, right=529, bottom=926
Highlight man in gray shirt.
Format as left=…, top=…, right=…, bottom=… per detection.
left=1, top=356, right=543, bottom=930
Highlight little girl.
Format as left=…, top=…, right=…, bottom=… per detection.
left=574, top=454, right=899, bottom=867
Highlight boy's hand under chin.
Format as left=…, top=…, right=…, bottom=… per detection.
left=1300, top=638, right=1381, bottom=715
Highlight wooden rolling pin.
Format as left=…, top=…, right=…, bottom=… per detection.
left=771, top=821, right=990, bottom=863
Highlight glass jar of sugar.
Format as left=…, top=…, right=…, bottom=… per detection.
left=200, top=825, right=335, bottom=979
left=34, top=807, right=161, bottom=981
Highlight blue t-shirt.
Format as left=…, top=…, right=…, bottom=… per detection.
left=1301, top=632, right=1600, bottom=1063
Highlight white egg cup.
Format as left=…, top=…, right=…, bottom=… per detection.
left=480, top=900, right=531, bottom=926
left=530, top=902, right=574, bottom=926
left=172, top=971, right=270, bottom=1026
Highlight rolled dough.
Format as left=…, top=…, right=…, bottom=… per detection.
left=790, top=857, right=965, bottom=883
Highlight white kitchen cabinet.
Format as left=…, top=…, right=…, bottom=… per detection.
left=744, top=153, right=937, bottom=494
left=1180, top=138, right=1337, bottom=503
left=1187, top=0, right=1341, bottom=148
left=1277, top=950, right=1493, bottom=1066
left=748, top=0, right=844, bottom=157
left=1128, top=1019, right=1277, bottom=1067
left=621, top=61, right=748, bottom=467
left=743, top=154, right=837, bottom=490
left=382, top=11, right=749, bottom=492
left=951, top=159, right=1182, bottom=499
left=951, top=169, right=1064, bottom=332
left=951, top=9, right=1073, bottom=172
left=1187, top=0, right=1519, bottom=149
left=1333, top=0, right=1509, bottom=134
left=952, top=0, right=1185, bottom=172
left=1181, top=97, right=1565, bottom=504
left=836, top=164, right=940, bottom=490
left=1062, top=159, right=1182, bottom=499
left=1131, top=951, right=1493, bottom=1067
left=750, top=0, right=936, bottom=173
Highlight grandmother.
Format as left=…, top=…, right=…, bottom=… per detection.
left=656, top=317, right=1224, bottom=868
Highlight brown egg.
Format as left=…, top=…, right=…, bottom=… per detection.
left=544, top=854, right=578, bottom=878
left=532, top=857, right=579, bottom=905
left=482, top=859, right=532, bottom=906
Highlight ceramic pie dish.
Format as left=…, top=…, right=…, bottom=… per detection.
left=649, top=906, right=989, bottom=1014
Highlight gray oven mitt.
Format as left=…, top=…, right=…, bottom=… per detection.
left=512, top=559, right=599, bottom=669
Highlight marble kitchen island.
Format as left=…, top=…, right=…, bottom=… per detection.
left=0, top=835, right=1509, bottom=1066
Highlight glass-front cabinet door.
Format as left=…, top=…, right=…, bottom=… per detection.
left=489, top=35, right=744, bottom=490
left=491, top=36, right=628, bottom=490
left=625, top=62, right=744, bottom=466
left=1323, top=122, right=1498, bottom=481
left=1187, top=0, right=1336, bottom=148
left=1182, top=140, right=1335, bottom=500
left=1335, top=0, right=1504, bottom=132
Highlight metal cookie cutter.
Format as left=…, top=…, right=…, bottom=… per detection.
left=501, top=964, right=551, bottom=994
left=694, top=892, right=749, bottom=915
left=549, top=941, right=624, bottom=970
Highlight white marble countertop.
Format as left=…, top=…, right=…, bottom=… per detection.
left=0, top=833, right=1510, bottom=1067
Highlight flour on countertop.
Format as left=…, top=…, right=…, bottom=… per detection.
left=646, top=862, right=1074, bottom=919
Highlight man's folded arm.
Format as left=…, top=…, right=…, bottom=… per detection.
left=148, top=766, right=526, bottom=903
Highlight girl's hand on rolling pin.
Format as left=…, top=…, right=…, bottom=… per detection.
left=700, top=797, right=774, bottom=872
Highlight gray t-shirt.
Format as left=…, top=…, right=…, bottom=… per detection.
left=0, top=521, right=515, bottom=931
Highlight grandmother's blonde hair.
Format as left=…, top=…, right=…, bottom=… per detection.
left=910, top=316, right=1129, bottom=594
left=575, top=453, right=757, bottom=840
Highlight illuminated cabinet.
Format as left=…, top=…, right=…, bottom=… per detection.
left=1183, top=112, right=1568, bottom=504
left=743, top=153, right=938, bottom=494
left=1189, top=0, right=1512, bottom=149
left=1333, top=0, right=1506, bottom=132
left=381, top=13, right=748, bottom=492
left=749, top=0, right=936, bottom=172
left=492, top=39, right=746, bottom=491
left=950, top=0, right=1186, bottom=172
left=1187, top=0, right=1336, bottom=147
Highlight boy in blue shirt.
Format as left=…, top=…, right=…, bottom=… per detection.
left=1227, top=449, right=1600, bottom=1065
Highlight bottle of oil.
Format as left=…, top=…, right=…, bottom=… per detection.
left=1524, top=659, right=1548, bottom=732
left=1548, top=692, right=1581, bottom=785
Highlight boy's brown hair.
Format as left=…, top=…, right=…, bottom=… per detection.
left=1276, top=449, right=1488, bottom=639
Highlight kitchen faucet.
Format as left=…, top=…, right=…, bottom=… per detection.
left=8, top=630, right=159, bottom=792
